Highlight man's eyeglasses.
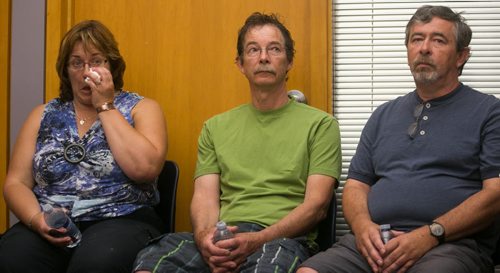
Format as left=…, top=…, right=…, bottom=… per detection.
left=245, top=45, right=285, bottom=58
left=407, top=103, right=424, bottom=139
left=68, top=57, right=107, bottom=71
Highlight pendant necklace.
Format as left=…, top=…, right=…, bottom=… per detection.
left=75, top=111, right=89, bottom=125
left=77, top=115, right=87, bottom=126
left=74, top=103, right=96, bottom=126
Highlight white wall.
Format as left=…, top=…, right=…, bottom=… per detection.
left=9, top=0, right=46, bottom=226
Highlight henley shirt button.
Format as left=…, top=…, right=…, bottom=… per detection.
left=420, top=130, right=426, bottom=135
left=425, top=103, right=431, bottom=108
left=423, top=116, right=428, bottom=120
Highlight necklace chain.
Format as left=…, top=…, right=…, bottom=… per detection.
left=74, top=103, right=97, bottom=126
left=77, top=115, right=88, bottom=125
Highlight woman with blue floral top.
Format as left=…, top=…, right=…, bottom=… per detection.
left=0, top=20, right=167, bottom=273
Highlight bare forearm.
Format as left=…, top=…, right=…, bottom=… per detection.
left=3, top=106, right=44, bottom=228
left=190, top=174, right=221, bottom=243
left=190, top=196, right=220, bottom=237
left=258, top=175, right=335, bottom=244
left=258, top=199, right=329, bottom=243
left=435, top=177, right=500, bottom=241
left=343, top=179, right=372, bottom=234
left=4, top=183, right=41, bottom=227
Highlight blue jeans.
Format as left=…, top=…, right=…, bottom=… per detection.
left=133, top=222, right=310, bottom=273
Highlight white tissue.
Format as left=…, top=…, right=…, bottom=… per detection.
left=84, top=69, right=101, bottom=84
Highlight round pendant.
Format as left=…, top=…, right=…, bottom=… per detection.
left=79, top=119, right=85, bottom=125
left=64, top=143, right=86, bottom=163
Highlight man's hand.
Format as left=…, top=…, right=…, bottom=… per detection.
left=380, top=227, right=437, bottom=273
left=209, top=229, right=266, bottom=273
left=195, top=227, right=231, bottom=272
left=195, top=226, right=240, bottom=273
left=353, top=222, right=386, bottom=273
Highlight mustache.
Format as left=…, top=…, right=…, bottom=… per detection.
left=413, top=58, right=435, bottom=68
left=254, top=67, right=276, bottom=75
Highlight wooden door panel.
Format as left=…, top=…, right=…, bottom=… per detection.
left=46, top=0, right=331, bottom=231
left=0, top=0, right=11, bottom=233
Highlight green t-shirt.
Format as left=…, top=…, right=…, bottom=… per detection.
left=195, top=99, right=341, bottom=229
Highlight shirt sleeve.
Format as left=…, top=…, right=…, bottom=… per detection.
left=347, top=109, right=379, bottom=185
left=308, top=115, right=343, bottom=185
left=194, top=121, right=221, bottom=179
left=479, top=99, right=500, bottom=180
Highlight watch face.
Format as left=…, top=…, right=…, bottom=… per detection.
left=431, top=223, right=444, bottom=236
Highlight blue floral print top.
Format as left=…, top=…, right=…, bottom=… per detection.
left=33, top=91, right=159, bottom=221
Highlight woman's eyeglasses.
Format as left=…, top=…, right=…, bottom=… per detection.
left=68, top=58, right=107, bottom=71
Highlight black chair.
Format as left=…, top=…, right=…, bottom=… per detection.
left=494, top=237, right=500, bottom=265
left=154, top=160, right=179, bottom=233
left=491, top=216, right=500, bottom=269
left=316, top=192, right=337, bottom=251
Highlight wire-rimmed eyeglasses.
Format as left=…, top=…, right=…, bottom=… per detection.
left=245, top=45, right=285, bottom=58
left=68, top=57, right=108, bottom=71
left=407, top=103, right=424, bottom=139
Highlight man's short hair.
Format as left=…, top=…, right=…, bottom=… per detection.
left=405, top=5, right=472, bottom=52
left=405, top=5, right=472, bottom=75
left=236, top=12, right=295, bottom=64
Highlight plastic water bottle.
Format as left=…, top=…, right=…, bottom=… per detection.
left=380, top=224, right=391, bottom=244
left=42, top=204, right=82, bottom=248
left=213, top=221, right=234, bottom=243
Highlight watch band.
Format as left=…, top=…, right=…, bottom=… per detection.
left=96, top=101, right=115, bottom=113
left=429, top=222, right=445, bottom=244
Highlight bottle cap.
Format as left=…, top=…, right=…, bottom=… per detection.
left=380, top=224, right=391, bottom=230
left=216, top=221, right=227, bottom=230
left=41, top=204, right=53, bottom=213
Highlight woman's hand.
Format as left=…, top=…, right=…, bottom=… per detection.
left=30, top=211, right=73, bottom=248
left=83, top=66, right=116, bottom=108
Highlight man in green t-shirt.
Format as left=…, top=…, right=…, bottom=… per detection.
left=133, top=12, right=342, bottom=273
